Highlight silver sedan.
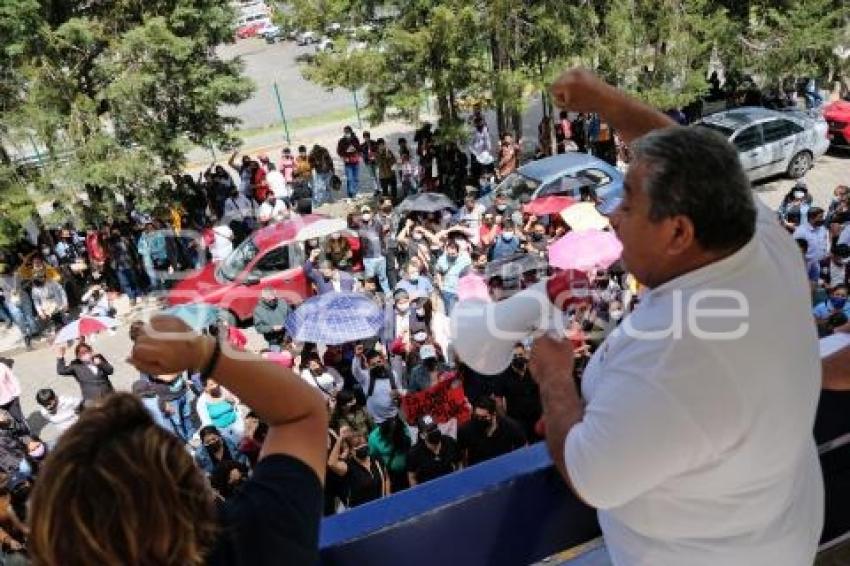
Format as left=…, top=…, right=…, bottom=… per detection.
left=697, top=107, right=830, bottom=181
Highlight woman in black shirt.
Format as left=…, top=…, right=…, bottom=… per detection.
left=328, top=430, right=388, bottom=508
left=28, top=315, right=328, bottom=566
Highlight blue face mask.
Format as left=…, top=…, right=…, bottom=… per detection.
left=831, top=296, right=847, bottom=310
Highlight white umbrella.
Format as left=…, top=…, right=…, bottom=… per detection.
left=54, top=315, right=119, bottom=344
left=295, top=218, right=348, bottom=242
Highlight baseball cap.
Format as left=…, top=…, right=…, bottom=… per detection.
left=417, top=414, right=438, bottom=432
left=419, top=344, right=437, bottom=360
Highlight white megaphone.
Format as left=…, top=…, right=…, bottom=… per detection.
left=450, top=270, right=592, bottom=375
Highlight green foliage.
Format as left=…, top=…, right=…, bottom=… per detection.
left=0, top=0, right=254, bottom=239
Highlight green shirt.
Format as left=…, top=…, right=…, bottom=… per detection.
left=368, top=426, right=410, bottom=474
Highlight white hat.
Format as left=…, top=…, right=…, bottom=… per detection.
left=419, top=344, right=437, bottom=360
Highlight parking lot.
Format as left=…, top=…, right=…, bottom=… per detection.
left=217, top=37, right=355, bottom=130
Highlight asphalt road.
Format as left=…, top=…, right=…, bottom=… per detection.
left=218, top=37, right=356, bottom=130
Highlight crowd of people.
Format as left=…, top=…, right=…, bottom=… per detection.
left=0, top=78, right=843, bottom=564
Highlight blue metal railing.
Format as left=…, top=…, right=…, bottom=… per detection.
left=319, top=443, right=601, bottom=566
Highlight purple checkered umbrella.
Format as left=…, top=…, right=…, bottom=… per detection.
left=285, top=292, right=383, bottom=345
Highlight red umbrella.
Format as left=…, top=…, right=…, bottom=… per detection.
left=523, top=196, right=576, bottom=216
left=54, top=315, right=118, bottom=344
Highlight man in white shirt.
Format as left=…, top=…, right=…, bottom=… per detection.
left=209, top=225, right=234, bottom=262
left=257, top=194, right=289, bottom=225
left=793, top=207, right=830, bottom=263
left=36, top=388, right=81, bottom=434
left=265, top=167, right=288, bottom=201
left=528, top=69, right=823, bottom=566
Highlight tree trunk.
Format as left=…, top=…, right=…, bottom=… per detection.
left=0, top=142, right=10, bottom=167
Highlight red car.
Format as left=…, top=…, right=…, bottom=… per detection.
left=236, top=19, right=268, bottom=39
left=168, top=215, right=361, bottom=324
left=824, top=100, right=850, bottom=150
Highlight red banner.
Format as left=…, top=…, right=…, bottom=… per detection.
left=401, top=374, right=470, bottom=426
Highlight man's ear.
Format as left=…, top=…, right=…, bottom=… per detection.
left=664, top=215, right=696, bottom=257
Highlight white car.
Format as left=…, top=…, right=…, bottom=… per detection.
left=316, top=37, right=334, bottom=52
left=697, top=107, right=830, bottom=181
left=295, top=31, right=318, bottom=46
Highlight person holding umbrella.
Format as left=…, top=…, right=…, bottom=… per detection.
left=55, top=343, right=114, bottom=407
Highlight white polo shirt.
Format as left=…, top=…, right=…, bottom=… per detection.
left=566, top=202, right=823, bottom=566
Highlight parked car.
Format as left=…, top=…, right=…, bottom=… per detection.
left=824, top=100, right=850, bottom=150
left=236, top=15, right=270, bottom=39
left=316, top=37, right=334, bottom=53
left=167, top=215, right=361, bottom=324
left=697, top=107, right=829, bottom=180
left=296, top=30, right=319, bottom=46
left=259, top=24, right=283, bottom=43
left=483, top=153, right=625, bottom=215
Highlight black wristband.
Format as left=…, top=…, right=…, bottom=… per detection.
left=200, top=336, right=222, bottom=380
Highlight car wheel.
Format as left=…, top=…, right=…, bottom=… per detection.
left=787, top=151, right=813, bottom=178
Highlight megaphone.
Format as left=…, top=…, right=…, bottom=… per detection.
left=450, top=269, right=592, bottom=375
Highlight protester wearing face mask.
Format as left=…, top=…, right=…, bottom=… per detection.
left=778, top=181, right=811, bottom=231
left=325, top=231, right=353, bottom=269
left=398, top=219, right=437, bottom=268
left=357, top=206, right=392, bottom=295
left=305, top=248, right=357, bottom=294
left=253, top=288, right=290, bottom=351
left=328, top=429, right=388, bottom=508
left=352, top=349, right=401, bottom=424
left=381, top=288, right=414, bottom=348
left=30, top=275, right=69, bottom=334
left=395, top=261, right=434, bottom=296
left=495, top=344, right=542, bottom=442
left=524, top=221, right=549, bottom=256
left=55, top=343, right=114, bottom=407
left=813, top=284, right=850, bottom=335
left=435, top=241, right=471, bottom=315
left=489, top=219, right=522, bottom=261
left=457, top=396, right=526, bottom=467
left=194, top=425, right=250, bottom=476
left=35, top=388, right=81, bottom=433
left=407, top=415, right=461, bottom=487
left=300, top=354, right=343, bottom=404
left=196, top=376, right=244, bottom=446
left=793, top=207, right=830, bottom=265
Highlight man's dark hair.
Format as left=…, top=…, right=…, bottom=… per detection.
left=833, top=243, right=850, bottom=258
left=632, top=126, right=756, bottom=252
left=473, top=396, right=497, bottom=415
left=445, top=241, right=459, bottom=252
left=365, top=349, right=382, bottom=362
left=807, top=207, right=825, bottom=222
left=36, top=388, right=56, bottom=407
left=832, top=284, right=848, bottom=294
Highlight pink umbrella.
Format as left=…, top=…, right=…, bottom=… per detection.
left=54, top=315, right=118, bottom=344
left=457, top=273, right=491, bottom=303
left=548, top=229, right=623, bottom=271
left=523, top=196, right=576, bottom=216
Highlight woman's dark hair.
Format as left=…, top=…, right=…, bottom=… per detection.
left=379, top=416, right=411, bottom=454
left=199, top=425, right=221, bottom=443
left=330, top=390, right=357, bottom=429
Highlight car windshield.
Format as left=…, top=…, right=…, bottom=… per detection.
left=497, top=173, right=541, bottom=201
left=218, top=237, right=260, bottom=282
left=696, top=122, right=735, bottom=139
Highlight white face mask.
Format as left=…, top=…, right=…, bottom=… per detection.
left=793, top=191, right=805, bottom=199
left=610, top=310, right=624, bottom=321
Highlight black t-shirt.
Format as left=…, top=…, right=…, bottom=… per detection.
left=207, top=454, right=322, bottom=566
left=344, top=457, right=385, bottom=508
left=498, top=367, right=542, bottom=435
left=458, top=416, right=526, bottom=467
left=406, top=436, right=460, bottom=484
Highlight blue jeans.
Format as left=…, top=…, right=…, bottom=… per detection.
left=363, top=256, right=391, bottom=294
left=115, top=267, right=140, bottom=302
left=314, top=171, right=332, bottom=206
left=165, top=392, right=196, bottom=442
left=344, top=163, right=359, bottom=198
left=1, top=300, right=35, bottom=340
left=442, top=291, right=458, bottom=315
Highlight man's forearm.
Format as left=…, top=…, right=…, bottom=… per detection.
left=538, top=376, right=585, bottom=494
left=593, top=87, right=675, bottom=145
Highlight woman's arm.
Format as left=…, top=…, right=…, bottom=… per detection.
left=327, top=430, right=348, bottom=476
left=129, top=316, right=329, bottom=483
